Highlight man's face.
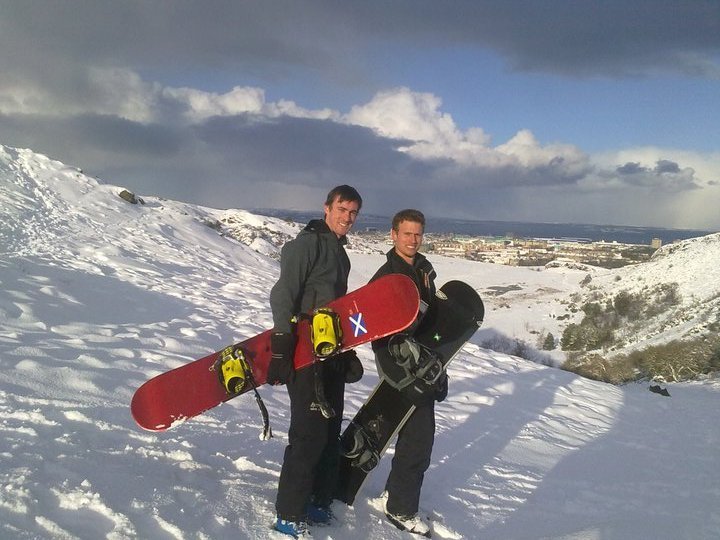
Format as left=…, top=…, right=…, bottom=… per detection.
left=324, top=197, right=360, bottom=238
left=391, top=220, right=424, bottom=263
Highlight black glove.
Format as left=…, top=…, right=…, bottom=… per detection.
left=267, top=332, right=296, bottom=385
left=434, top=371, right=449, bottom=402
left=343, top=350, right=364, bottom=384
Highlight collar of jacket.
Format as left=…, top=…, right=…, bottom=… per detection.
left=303, top=218, right=348, bottom=245
left=385, top=247, right=431, bottom=272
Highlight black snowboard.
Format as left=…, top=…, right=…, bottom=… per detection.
left=335, top=280, right=484, bottom=505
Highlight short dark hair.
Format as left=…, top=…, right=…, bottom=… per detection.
left=392, top=209, right=425, bottom=232
left=325, top=185, right=362, bottom=210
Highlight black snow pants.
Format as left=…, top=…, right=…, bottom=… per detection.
left=275, top=358, right=345, bottom=521
left=385, top=399, right=436, bottom=517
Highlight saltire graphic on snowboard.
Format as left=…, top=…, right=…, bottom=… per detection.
left=335, top=280, right=484, bottom=505
left=131, top=273, right=421, bottom=432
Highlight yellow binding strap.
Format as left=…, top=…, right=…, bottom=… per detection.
left=219, top=346, right=250, bottom=394
left=311, top=308, right=342, bottom=358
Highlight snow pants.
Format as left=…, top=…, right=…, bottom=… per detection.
left=385, top=400, right=436, bottom=517
left=275, top=358, right=345, bottom=521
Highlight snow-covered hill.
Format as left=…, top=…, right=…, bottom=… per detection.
left=1, top=145, right=719, bottom=539
left=555, top=232, right=720, bottom=355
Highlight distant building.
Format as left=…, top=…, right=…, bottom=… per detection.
left=651, top=237, right=662, bottom=249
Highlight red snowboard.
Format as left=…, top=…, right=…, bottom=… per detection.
left=131, top=274, right=420, bottom=431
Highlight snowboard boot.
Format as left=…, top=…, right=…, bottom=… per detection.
left=273, top=517, right=311, bottom=538
left=381, top=491, right=431, bottom=538
left=306, top=502, right=334, bottom=525
left=386, top=512, right=431, bottom=537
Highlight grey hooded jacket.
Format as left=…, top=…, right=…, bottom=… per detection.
left=269, top=219, right=350, bottom=334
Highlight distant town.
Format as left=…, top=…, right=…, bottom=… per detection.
left=356, top=229, right=661, bottom=268
left=257, top=209, right=713, bottom=268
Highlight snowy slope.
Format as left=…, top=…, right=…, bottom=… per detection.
left=1, top=145, right=719, bottom=539
left=562, top=232, right=720, bottom=354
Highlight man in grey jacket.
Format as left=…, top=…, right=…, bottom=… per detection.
left=268, top=185, right=364, bottom=538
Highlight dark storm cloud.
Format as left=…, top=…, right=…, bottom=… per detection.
left=427, top=156, right=592, bottom=193
left=346, top=1, right=720, bottom=78
left=616, top=159, right=700, bottom=191
left=617, top=162, right=648, bottom=175
left=1, top=113, right=184, bottom=161
left=654, top=159, right=682, bottom=174
left=193, top=113, right=592, bottom=194
left=1, top=1, right=717, bottom=83
left=0, top=1, right=361, bottom=81
left=192, top=115, right=415, bottom=184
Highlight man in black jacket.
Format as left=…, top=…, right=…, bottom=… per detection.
left=267, top=185, right=364, bottom=538
left=370, top=209, right=446, bottom=537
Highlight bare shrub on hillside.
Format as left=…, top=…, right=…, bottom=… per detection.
left=561, top=282, right=683, bottom=354
left=563, top=335, right=720, bottom=384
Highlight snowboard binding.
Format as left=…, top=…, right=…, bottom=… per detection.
left=310, top=307, right=343, bottom=358
left=387, top=334, right=444, bottom=387
left=342, top=421, right=381, bottom=472
left=308, top=308, right=343, bottom=418
left=218, top=345, right=252, bottom=394
left=215, top=344, right=273, bottom=440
